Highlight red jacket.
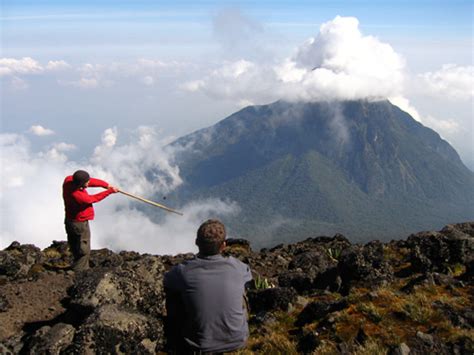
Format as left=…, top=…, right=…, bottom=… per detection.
left=63, top=176, right=114, bottom=222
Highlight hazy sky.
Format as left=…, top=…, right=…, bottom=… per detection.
left=1, top=0, right=472, bottom=252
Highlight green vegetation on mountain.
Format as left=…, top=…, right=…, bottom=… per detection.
left=172, top=100, right=474, bottom=247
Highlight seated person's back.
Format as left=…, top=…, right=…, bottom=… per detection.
left=164, top=219, right=252, bottom=353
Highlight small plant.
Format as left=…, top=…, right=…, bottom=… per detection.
left=254, top=275, right=272, bottom=290
left=447, top=263, right=465, bottom=277
left=327, top=247, right=342, bottom=261
left=356, top=302, right=383, bottom=323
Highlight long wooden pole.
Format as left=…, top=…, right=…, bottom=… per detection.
left=118, top=190, right=183, bottom=216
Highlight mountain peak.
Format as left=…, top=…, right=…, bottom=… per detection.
left=172, top=100, right=473, bottom=246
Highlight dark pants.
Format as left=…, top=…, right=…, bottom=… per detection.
left=65, top=219, right=91, bottom=271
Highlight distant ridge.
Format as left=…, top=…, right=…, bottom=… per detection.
left=171, top=99, right=474, bottom=247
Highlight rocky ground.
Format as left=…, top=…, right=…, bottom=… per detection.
left=0, top=222, right=473, bottom=354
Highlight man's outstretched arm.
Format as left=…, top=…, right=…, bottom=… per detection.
left=72, top=188, right=116, bottom=205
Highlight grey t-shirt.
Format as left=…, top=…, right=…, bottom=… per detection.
left=164, top=254, right=252, bottom=352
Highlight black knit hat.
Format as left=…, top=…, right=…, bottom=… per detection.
left=72, top=170, right=90, bottom=187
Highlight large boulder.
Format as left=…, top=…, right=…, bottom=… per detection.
left=278, top=271, right=314, bottom=293
left=288, top=249, right=335, bottom=277
left=23, top=323, right=75, bottom=355
left=65, top=305, right=162, bottom=354
left=407, top=223, right=474, bottom=273
left=295, top=299, right=348, bottom=327
left=0, top=242, right=44, bottom=280
left=338, top=240, right=393, bottom=294
left=247, top=287, right=297, bottom=313
left=65, top=255, right=167, bottom=352
left=70, top=255, right=166, bottom=318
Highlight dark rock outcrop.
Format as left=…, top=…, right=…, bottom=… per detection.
left=247, top=287, right=297, bottom=313
left=407, top=223, right=474, bottom=273
left=338, top=240, right=393, bottom=294
left=296, top=299, right=348, bottom=327
left=23, top=323, right=75, bottom=354
left=0, top=242, right=44, bottom=281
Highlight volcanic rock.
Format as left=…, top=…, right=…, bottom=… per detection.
left=247, top=287, right=297, bottom=313
left=338, top=240, right=393, bottom=294
left=295, top=299, right=348, bottom=327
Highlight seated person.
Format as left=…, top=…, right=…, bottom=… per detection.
left=164, top=219, right=252, bottom=354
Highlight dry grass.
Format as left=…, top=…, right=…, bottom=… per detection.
left=312, top=340, right=338, bottom=354
left=356, top=302, right=383, bottom=323
left=235, top=310, right=300, bottom=354
left=236, top=332, right=298, bottom=355
left=353, top=338, right=388, bottom=355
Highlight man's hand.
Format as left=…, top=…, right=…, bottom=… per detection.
left=107, top=185, right=120, bottom=193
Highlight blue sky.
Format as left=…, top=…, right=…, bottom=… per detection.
left=3, top=1, right=472, bottom=60
left=0, top=0, right=473, bottom=250
left=1, top=0, right=472, bottom=158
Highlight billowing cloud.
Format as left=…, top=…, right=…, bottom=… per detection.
left=29, top=125, right=55, bottom=136
left=182, top=59, right=277, bottom=103
left=389, top=96, right=422, bottom=122
left=0, top=127, right=239, bottom=254
left=0, top=57, right=44, bottom=76
left=96, top=199, right=240, bottom=254
left=39, top=142, right=77, bottom=163
left=287, top=16, right=405, bottom=100
left=0, top=57, right=71, bottom=77
left=183, top=16, right=405, bottom=103
left=91, top=126, right=182, bottom=196
left=419, top=64, right=474, bottom=101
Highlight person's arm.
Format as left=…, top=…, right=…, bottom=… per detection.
left=72, top=188, right=115, bottom=205
left=87, top=177, right=119, bottom=192
left=87, top=178, right=110, bottom=189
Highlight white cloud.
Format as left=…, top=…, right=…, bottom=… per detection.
left=91, top=126, right=182, bottom=196
left=39, top=142, right=77, bottom=163
left=96, top=198, right=240, bottom=254
left=0, top=57, right=71, bottom=77
left=29, top=125, right=55, bottom=136
left=0, top=127, right=240, bottom=254
left=74, top=77, right=100, bottom=88
left=182, top=59, right=277, bottom=103
left=183, top=16, right=405, bottom=103
left=53, top=142, right=76, bottom=151
left=389, top=96, right=422, bottom=122
left=180, top=80, right=204, bottom=92
left=0, top=57, right=44, bottom=76
left=419, top=64, right=474, bottom=100
left=46, top=60, right=71, bottom=71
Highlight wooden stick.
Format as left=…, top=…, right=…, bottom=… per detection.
left=119, top=190, right=183, bottom=216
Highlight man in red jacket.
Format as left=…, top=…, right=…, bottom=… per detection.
left=63, top=170, right=118, bottom=271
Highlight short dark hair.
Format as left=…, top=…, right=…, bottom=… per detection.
left=72, top=170, right=90, bottom=187
left=196, top=219, right=226, bottom=255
